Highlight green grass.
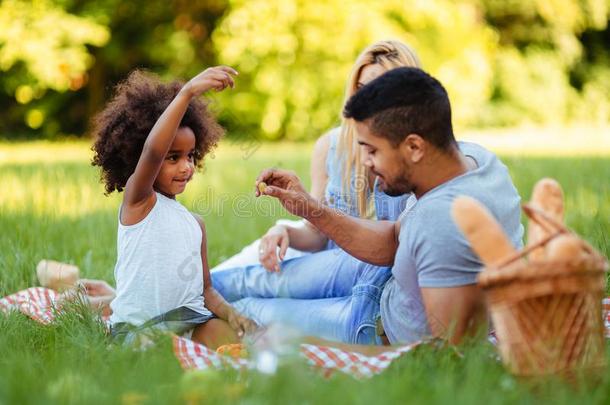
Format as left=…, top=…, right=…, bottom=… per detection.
left=1, top=141, right=609, bottom=404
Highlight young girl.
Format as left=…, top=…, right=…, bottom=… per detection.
left=91, top=66, right=256, bottom=348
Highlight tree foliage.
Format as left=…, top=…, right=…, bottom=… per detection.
left=0, top=0, right=608, bottom=139
left=479, top=0, right=610, bottom=125
left=0, top=0, right=109, bottom=130
left=213, top=0, right=498, bottom=139
left=0, top=0, right=226, bottom=137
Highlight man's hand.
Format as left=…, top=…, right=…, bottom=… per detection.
left=259, top=224, right=290, bottom=272
left=255, top=168, right=318, bottom=218
left=256, top=168, right=398, bottom=266
left=181, top=66, right=237, bottom=98
left=227, top=309, right=258, bottom=338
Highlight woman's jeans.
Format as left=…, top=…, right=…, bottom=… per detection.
left=211, top=249, right=392, bottom=345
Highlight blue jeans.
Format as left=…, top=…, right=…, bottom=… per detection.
left=211, top=249, right=392, bottom=344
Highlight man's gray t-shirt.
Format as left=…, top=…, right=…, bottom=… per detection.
left=380, top=141, right=524, bottom=344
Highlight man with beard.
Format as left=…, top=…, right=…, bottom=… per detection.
left=220, top=67, right=523, bottom=351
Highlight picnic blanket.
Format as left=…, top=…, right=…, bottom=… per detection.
left=173, top=334, right=418, bottom=378
left=3, top=288, right=610, bottom=378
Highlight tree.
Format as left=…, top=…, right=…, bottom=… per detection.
left=479, top=0, right=610, bottom=125
left=212, top=0, right=497, bottom=140
left=0, top=0, right=609, bottom=139
left=0, top=0, right=109, bottom=133
left=0, top=0, right=227, bottom=138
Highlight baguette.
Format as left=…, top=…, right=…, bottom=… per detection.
left=527, top=178, right=564, bottom=260
left=451, top=196, right=517, bottom=267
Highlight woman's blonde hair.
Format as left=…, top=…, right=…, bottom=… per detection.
left=337, top=40, right=422, bottom=218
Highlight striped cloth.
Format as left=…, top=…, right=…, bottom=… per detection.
left=0, top=287, right=58, bottom=325
left=0, top=287, right=420, bottom=377
left=3, top=287, right=610, bottom=378
left=300, top=343, right=418, bottom=378
left=605, top=298, right=610, bottom=338
left=173, top=336, right=419, bottom=378
left=173, top=335, right=248, bottom=371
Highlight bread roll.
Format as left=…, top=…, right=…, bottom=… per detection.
left=451, top=196, right=517, bottom=267
left=546, top=234, right=584, bottom=262
left=216, top=343, right=248, bottom=358
left=257, top=182, right=267, bottom=194
left=36, top=260, right=80, bottom=292
left=527, top=178, right=564, bottom=260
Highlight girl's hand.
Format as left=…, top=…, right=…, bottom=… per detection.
left=181, top=66, right=238, bottom=98
left=259, top=225, right=290, bottom=272
left=77, top=278, right=116, bottom=298
left=227, top=309, right=258, bottom=338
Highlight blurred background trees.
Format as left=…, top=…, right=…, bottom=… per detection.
left=0, top=0, right=608, bottom=141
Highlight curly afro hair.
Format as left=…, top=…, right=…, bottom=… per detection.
left=91, top=70, right=224, bottom=194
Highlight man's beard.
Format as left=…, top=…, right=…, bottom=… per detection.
left=378, top=174, right=413, bottom=196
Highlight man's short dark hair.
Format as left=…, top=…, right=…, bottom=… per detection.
left=343, top=67, right=456, bottom=149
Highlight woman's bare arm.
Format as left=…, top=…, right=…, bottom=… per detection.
left=258, top=133, right=331, bottom=271
left=284, top=132, right=332, bottom=251
left=309, top=132, right=331, bottom=201
left=280, top=133, right=330, bottom=252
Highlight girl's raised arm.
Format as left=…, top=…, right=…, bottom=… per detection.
left=123, top=66, right=237, bottom=207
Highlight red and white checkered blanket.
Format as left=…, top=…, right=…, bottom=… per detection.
left=2, top=288, right=610, bottom=378
left=0, top=287, right=58, bottom=325
left=173, top=335, right=418, bottom=378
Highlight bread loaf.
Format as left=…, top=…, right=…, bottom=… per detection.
left=216, top=343, right=248, bottom=358
left=36, top=260, right=80, bottom=292
left=527, top=178, right=564, bottom=260
left=451, top=196, right=517, bottom=267
left=546, top=234, right=585, bottom=262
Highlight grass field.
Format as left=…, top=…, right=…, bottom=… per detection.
left=1, top=139, right=609, bottom=404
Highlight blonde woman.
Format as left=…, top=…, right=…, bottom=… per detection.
left=211, top=40, right=422, bottom=343
left=213, top=40, right=422, bottom=272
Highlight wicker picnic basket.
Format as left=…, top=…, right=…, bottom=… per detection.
left=478, top=204, right=608, bottom=377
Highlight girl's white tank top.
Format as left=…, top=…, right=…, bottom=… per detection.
left=109, top=192, right=210, bottom=326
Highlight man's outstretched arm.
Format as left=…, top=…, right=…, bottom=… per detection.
left=255, top=168, right=399, bottom=266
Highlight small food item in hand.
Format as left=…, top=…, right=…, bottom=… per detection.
left=36, top=260, right=80, bottom=292
left=257, top=182, right=267, bottom=194
left=527, top=178, right=564, bottom=260
left=546, top=234, right=585, bottom=262
left=216, top=343, right=248, bottom=359
left=451, top=196, right=517, bottom=268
